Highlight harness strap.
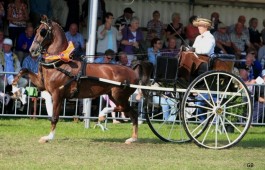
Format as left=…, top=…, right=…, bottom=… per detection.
left=57, top=61, right=86, bottom=98
left=55, top=67, right=75, bottom=78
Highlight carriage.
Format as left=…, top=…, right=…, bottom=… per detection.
left=12, top=16, right=252, bottom=150
left=142, top=51, right=252, bottom=149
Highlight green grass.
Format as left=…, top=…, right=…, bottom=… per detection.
left=0, top=118, right=264, bottom=170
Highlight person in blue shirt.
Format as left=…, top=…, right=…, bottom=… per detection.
left=94, top=49, right=116, bottom=64
left=65, top=23, right=85, bottom=56
left=16, top=25, right=35, bottom=63
left=239, top=51, right=262, bottom=80
left=22, top=54, right=42, bottom=74
left=147, top=37, right=162, bottom=66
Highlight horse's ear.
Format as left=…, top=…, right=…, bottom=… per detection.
left=41, top=15, right=48, bottom=22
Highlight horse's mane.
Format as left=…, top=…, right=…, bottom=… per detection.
left=132, top=61, right=153, bottom=86
left=51, top=21, right=64, bottom=33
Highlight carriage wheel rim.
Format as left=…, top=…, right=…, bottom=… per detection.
left=181, top=71, right=252, bottom=149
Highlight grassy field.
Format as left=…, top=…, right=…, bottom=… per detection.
left=0, top=118, right=264, bottom=170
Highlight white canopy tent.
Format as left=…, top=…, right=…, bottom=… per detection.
left=104, top=0, right=265, bottom=31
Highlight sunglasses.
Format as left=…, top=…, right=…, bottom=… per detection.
left=106, top=57, right=113, bottom=60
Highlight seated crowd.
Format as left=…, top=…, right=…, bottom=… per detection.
left=0, top=0, right=264, bottom=123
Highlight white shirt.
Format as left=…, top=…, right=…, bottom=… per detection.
left=193, top=31, right=215, bottom=56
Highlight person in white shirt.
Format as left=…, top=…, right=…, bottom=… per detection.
left=192, top=18, right=216, bottom=56
left=179, top=17, right=215, bottom=80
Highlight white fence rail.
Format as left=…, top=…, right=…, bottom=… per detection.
left=0, top=72, right=264, bottom=125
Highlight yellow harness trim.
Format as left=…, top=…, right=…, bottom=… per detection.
left=44, top=41, right=75, bottom=62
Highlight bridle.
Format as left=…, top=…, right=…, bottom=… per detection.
left=32, top=20, right=53, bottom=55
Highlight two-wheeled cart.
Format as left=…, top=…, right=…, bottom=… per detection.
left=99, top=52, right=252, bottom=149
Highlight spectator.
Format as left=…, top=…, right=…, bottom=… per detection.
left=29, top=0, right=52, bottom=28
left=16, top=24, right=35, bottom=63
left=94, top=49, right=116, bottom=64
left=7, top=0, right=29, bottom=46
left=120, top=16, right=144, bottom=65
left=0, top=38, right=28, bottom=109
left=22, top=54, right=41, bottom=74
left=147, top=37, right=162, bottom=67
left=165, top=12, right=185, bottom=49
left=161, top=37, right=179, bottom=58
left=115, top=7, right=134, bottom=28
left=117, top=51, right=130, bottom=67
left=146, top=10, right=164, bottom=40
left=229, top=15, right=249, bottom=38
left=185, top=15, right=199, bottom=46
left=248, top=17, right=262, bottom=51
left=210, top=12, right=221, bottom=34
left=239, top=47, right=262, bottom=81
left=230, top=22, right=253, bottom=59
left=213, top=22, right=234, bottom=54
left=65, top=23, right=85, bottom=56
left=0, top=38, right=27, bottom=88
left=96, top=12, right=123, bottom=55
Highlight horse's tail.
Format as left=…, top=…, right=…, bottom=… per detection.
left=132, top=61, right=153, bottom=86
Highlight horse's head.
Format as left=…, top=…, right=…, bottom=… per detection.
left=30, top=16, right=54, bottom=57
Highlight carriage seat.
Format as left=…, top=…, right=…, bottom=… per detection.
left=153, top=56, right=178, bottom=82
left=209, top=54, right=236, bottom=72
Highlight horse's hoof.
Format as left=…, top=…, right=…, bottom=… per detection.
left=125, top=138, right=137, bottom=144
left=38, top=137, right=49, bottom=144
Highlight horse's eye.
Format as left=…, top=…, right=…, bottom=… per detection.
left=40, top=29, right=47, bottom=37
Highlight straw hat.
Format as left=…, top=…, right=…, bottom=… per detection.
left=193, top=17, right=212, bottom=28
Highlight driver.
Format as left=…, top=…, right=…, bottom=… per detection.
left=178, top=17, right=215, bottom=81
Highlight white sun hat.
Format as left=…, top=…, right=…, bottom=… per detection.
left=3, top=38, right=13, bottom=46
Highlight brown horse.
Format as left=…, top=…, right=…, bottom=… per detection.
left=12, top=16, right=152, bottom=144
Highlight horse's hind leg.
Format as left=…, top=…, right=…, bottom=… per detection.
left=109, top=88, right=139, bottom=144
left=124, top=107, right=138, bottom=144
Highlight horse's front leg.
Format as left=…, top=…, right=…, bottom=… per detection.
left=12, top=68, right=29, bottom=86
left=39, top=95, right=62, bottom=143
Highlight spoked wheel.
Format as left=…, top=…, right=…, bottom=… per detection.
left=145, top=89, right=190, bottom=143
left=181, top=71, right=252, bottom=149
